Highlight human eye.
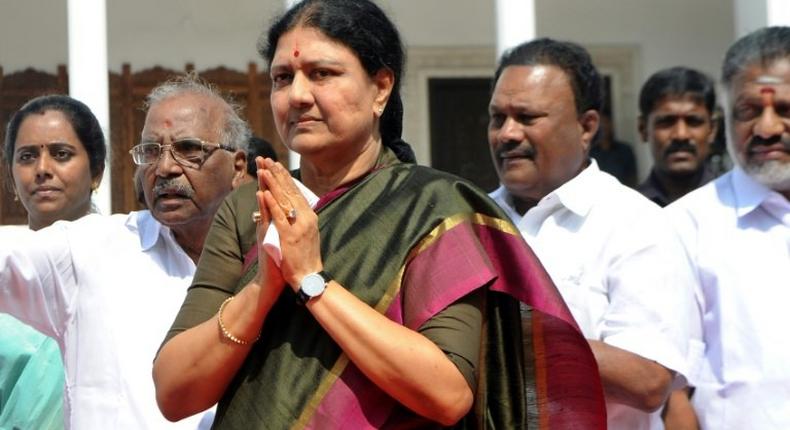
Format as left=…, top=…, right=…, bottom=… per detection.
left=134, top=142, right=161, bottom=163
left=774, top=102, right=790, bottom=118
left=311, top=68, right=334, bottom=81
left=271, top=71, right=293, bottom=88
left=517, top=113, right=539, bottom=125
left=732, top=103, right=761, bottom=122
left=685, top=115, right=708, bottom=127
left=653, top=115, right=677, bottom=129
left=173, top=139, right=205, bottom=161
left=15, top=148, right=38, bottom=164
left=50, top=145, right=75, bottom=161
left=488, top=112, right=505, bottom=129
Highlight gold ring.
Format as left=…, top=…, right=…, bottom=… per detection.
left=251, top=211, right=262, bottom=223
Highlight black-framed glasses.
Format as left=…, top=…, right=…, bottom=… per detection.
left=129, top=138, right=235, bottom=168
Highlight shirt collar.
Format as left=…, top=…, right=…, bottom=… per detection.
left=127, top=210, right=170, bottom=252
left=489, top=159, right=598, bottom=220
left=549, top=159, right=599, bottom=218
left=731, top=166, right=776, bottom=218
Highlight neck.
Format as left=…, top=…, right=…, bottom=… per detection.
left=654, top=168, right=704, bottom=203
left=299, top=141, right=381, bottom=197
left=170, top=218, right=212, bottom=264
left=512, top=195, right=539, bottom=216
left=28, top=203, right=91, bottom=231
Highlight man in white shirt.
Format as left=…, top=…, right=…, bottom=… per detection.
left=666, top=26, right=790, bottom=429
left=0, top=74, right=249, bottom=429
left=486, top=38, right=700, bottom=430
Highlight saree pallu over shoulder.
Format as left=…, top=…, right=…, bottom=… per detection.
left=213, top=156, right=606, bottom=429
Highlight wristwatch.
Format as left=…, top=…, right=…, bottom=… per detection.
left=296, top=271, right=330, bottom=305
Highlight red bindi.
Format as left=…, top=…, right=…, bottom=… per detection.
left=760, top=87, right=776, bottom=107
left=294, top=50, right=300, bottom=58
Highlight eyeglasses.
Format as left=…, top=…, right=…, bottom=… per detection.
left=129, top=138, right=235, bottom=168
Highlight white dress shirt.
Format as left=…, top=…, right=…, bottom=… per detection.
left=0, top=211, right=204, bottom=429
left=490, top=160, right=701, bottom=430
left=667, top=167, right=790, bottom=429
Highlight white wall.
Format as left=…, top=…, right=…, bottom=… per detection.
left=0, top=0, right=68, bottom=71
left=536, top=0, right=735, bottom=178
left=0, top=0, right=735, bottom=177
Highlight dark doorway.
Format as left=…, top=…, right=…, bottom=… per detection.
left=428, top=77, right=499, bottom=192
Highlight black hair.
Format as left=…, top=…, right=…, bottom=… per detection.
left=722, top=26, right=790, bottom=87
left=4, top=94, right=106, bottom=181
left=260, top=0, right=415, bottom=163
left=493, top=38, right=603, bottom=115
left=246, top=136, right=278, bottom=176
left=639, top=66, right=716, bottom=117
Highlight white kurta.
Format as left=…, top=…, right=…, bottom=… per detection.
left=490, top=160, right=701, bottom=430
left=0, top=211, right=204, bottom=429
left=667, top=167, right=790, bottom=429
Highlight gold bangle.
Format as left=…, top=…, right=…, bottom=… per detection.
left=217, top=296, right=260, bottom=345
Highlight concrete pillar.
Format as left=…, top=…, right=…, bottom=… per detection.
left=284, top=0, right=301, bottom=169
left=734, top=0, right=790, bottom=38
left=67, top=0, right=111, bottom=214
left=495, top=0, right=536, bottom=58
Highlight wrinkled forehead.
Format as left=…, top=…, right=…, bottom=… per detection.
left=732, top=59, right=790, bottom=95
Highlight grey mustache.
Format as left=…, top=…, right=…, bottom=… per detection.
left=153, top=179, right=195, bottom=198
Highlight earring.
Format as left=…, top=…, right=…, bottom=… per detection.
left=13, top=192, right=19, bottom=202
left=378, top=107, right=385, bottom=116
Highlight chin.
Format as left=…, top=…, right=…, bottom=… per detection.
left=742, top=159, right=790, bottom=190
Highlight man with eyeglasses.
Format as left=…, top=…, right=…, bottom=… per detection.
left=0, top=74, right=248, bottom=429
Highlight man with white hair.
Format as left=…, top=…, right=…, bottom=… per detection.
left=0, top=74, right=248, bottom=429
left=667, top=26, right=790, bottom=429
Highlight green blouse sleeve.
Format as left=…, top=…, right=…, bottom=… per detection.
left=161, top=181, right=259, bottom=346
left=418, top=288, right=483, bottom=392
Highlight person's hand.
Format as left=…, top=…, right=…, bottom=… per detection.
left=251, top=157, right=286, bottom=296
left=258, top=158, right=323, bottom=290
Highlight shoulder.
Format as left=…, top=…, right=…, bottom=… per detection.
left=588, top=167, right=660, bottom=213
left=667, top=172, right=733, bottom=219
left=386, top=164, right=505, bottom=217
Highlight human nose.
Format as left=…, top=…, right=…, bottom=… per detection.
left=497, top=117, right=524, bottom=144
left=154, top=145, right=184, bottom=177
left=671, top=119, right=691, bottom=141
left=288, top=73, right=314, bottom=108
left=35, top=151, right=53, bottom=179
left=754, top=107, right=785, bottom=138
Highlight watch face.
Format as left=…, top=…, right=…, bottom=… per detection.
left=301, top=273, right=326, bottom=297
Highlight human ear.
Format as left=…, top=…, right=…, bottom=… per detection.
left=638, top=116, right=648, bottom=143
left=579, top=109, right=600, bottom=153
left=372, top=68, right=395, bottom=115
left=232, top=150, right=248, bottom=189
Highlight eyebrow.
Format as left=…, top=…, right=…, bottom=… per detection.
left=15, top=141, right=75, bottom=150
left=271, top=59, right=345, bottom=70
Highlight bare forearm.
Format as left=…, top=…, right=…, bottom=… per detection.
left=588, top=339, right=673, bottom=412
left=662, top=388, right=699, bottom=430
left=153, top=282, right=277, bottom=421
left=306, top=282, right=473, bottom=426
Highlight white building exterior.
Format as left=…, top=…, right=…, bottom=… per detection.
left=1, top=0, right=787, bottom=208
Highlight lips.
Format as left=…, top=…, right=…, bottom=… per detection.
left=289, top=115, right=321, bottom=126
left=32, top=186, right=63, bottom=198
left=749, top=143, right=790, bottom=161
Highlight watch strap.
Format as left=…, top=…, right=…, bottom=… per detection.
left=296, top=271, right=330, bottom=305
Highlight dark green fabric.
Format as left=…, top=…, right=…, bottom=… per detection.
left=164, top=148, right=530, bottom=429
